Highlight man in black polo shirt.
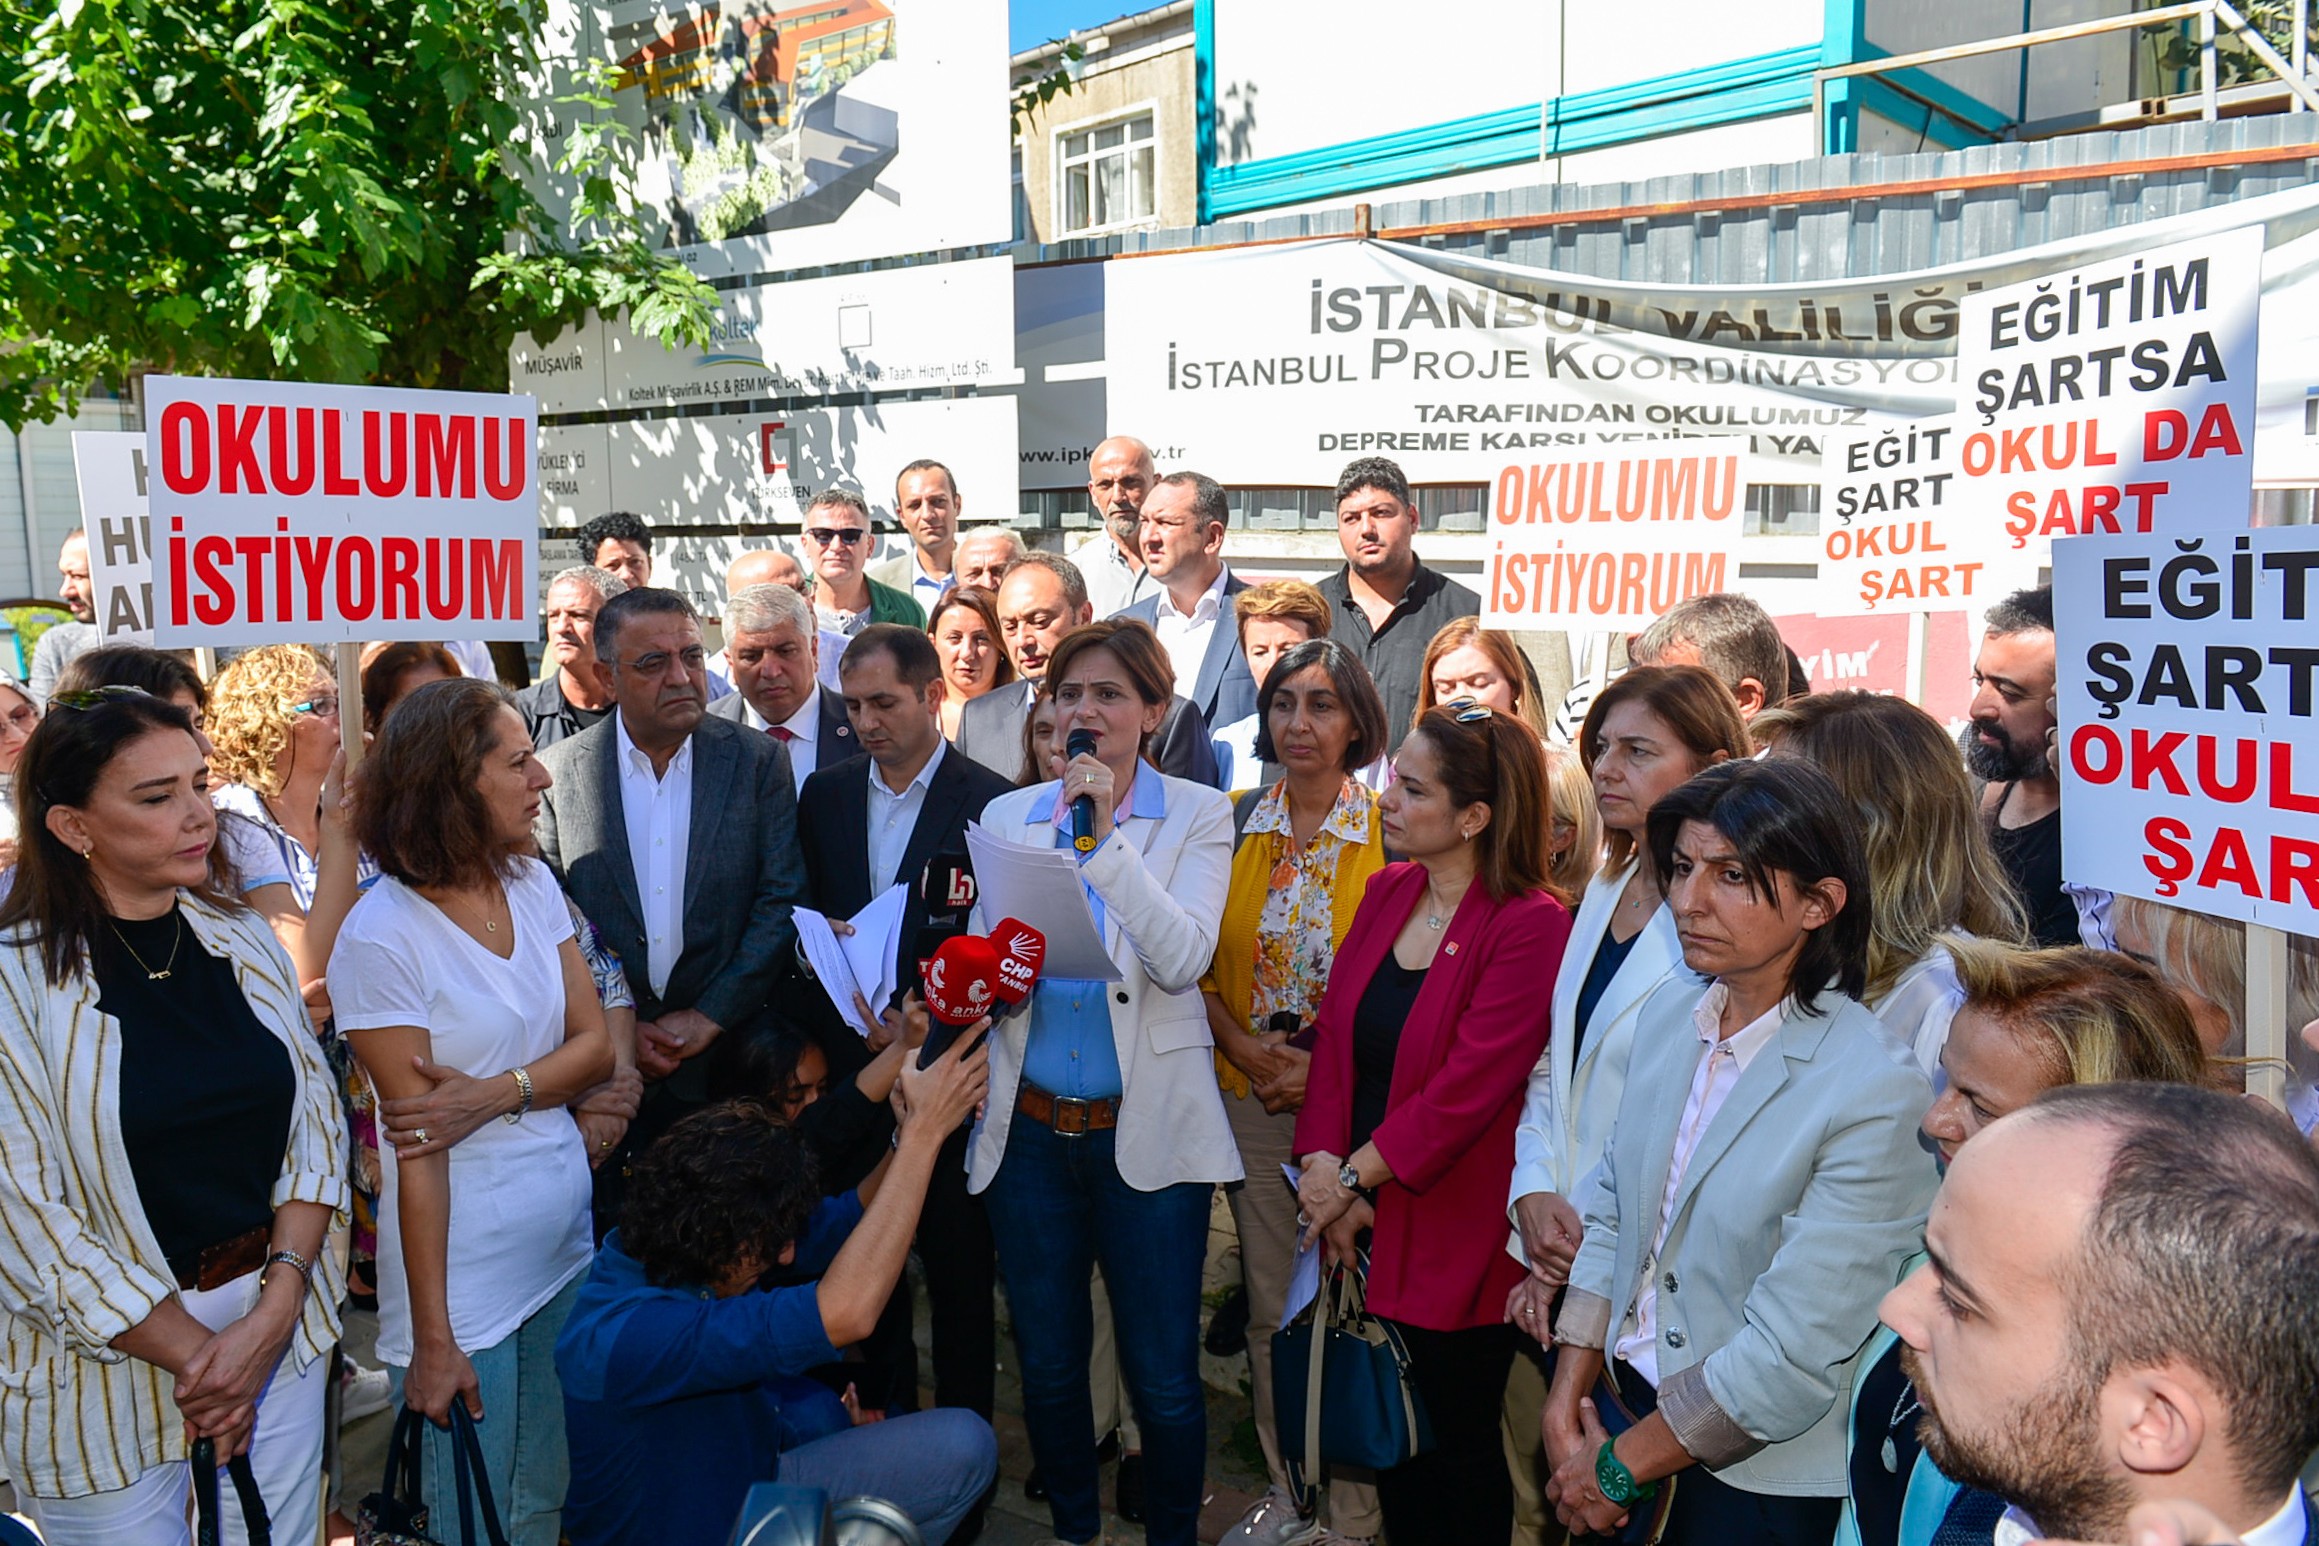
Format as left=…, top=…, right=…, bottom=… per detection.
left=1318, top=456, right=1479, bottom=753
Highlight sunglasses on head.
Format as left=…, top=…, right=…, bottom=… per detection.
left=51, top=685, right=154, bottom=711
left=805, top=527, right=867, bottom=547
left=1446, top=699, right=1494, bottom=724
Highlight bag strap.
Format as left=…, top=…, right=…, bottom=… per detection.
left=191, top=1438, right=273, bottom=1546
left=1302, top=1274, right=1326, bottom=1517
left=383, top=1406, right=427, bottom=1514
left=1231, top=787, right=1265, bottom=848
left=449, top=1404, right=512, bottom=1546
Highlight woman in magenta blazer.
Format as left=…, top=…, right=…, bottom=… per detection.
left=1294, top=701, right=1571, bottom=1546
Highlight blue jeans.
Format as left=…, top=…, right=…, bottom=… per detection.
left=391, top=1275, right=582, bottom=1546
left=983, top=1119, right=1213, bottom=1546
left=774, top=1408, right=998, bottom=1546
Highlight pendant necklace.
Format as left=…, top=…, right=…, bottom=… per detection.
left=110, top=913, right=184, bottom=982
left=1882, top=1380, right=1922, bottom=1472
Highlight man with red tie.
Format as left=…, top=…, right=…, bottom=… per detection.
left=707, top=581, right=857, bottom=795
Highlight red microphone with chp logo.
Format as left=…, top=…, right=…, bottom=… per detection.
left=917, top=922, right=1046, bottom=1068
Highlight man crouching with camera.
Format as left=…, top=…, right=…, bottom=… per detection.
left=556, top=1033, right=997, bottom=1546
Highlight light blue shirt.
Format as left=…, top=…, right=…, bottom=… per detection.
left=1021, top=769, right=1168, bottom=1100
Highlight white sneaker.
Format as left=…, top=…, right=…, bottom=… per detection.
left=1220, top=1488, right=1324, bottom=1546
left=340, top=1360, right=393, bottom=1423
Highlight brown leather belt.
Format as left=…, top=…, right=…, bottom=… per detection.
left=176, top=1226, right=270, bottom=1294
left=1016, top=1081, right=1120, bottom=1136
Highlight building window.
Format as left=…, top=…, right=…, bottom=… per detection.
left=1057, top=114, right=1155, bottom=235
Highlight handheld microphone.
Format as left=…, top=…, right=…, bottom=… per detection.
left=1066, top=728, right=1099, bottom=853
left=986, top=918, right=1046, bottom=1010
left=914, top=850, right=978, bottom=988
left=918, top=933, right=1003, bottom=1068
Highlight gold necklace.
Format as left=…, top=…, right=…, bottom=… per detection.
left=448, top=886, right=504, bottom=935
left=109, top=912, right=183, bottom=981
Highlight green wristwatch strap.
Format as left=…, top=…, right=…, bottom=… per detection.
left=1595, top=1439, right=1657, bottom=1506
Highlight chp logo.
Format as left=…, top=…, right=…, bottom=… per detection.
left=990, top=919, right=1047, bottom=1006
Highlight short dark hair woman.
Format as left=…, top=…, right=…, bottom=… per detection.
left=968, top=617, right=1239, bottom=1546
left=1543, top=759, right=1941, bottom=1546
left=330, top=677, right=616, bottom=1545
left=1293, top=701, right=1573, bottom=1545
left=0, top=689, right=348, bottom=1541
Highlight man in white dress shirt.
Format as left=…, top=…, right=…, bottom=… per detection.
left=1880, top=1082, right=2319, bottom=1546
left=706, top=581, right=854, bottom=793
left=1118, top=471, right=1255, bottom=736
left=870, top=460, right=962, bottom=617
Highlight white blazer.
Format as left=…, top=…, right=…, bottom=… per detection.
left=966, top=773, right=1244, bottom=1193
left=1508, top=859, right=1690, bottom=1220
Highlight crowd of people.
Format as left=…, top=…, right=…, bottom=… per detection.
left=0, top=441, right=2314, bottom=1546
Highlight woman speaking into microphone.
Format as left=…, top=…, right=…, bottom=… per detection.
left=968, top=618, right=1237, bottom=1546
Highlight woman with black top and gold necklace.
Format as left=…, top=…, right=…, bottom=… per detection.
left=0, top=687, right=348, bottom=1544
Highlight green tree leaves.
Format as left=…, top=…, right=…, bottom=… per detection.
left=0, top=0, right=716, bottom=426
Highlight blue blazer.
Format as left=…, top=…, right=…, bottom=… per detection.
left=1559, top=980, right=1939, bottom=1497
left=1121, top=568, right=1257, bottom=731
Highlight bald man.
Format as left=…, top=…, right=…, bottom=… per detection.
left=728, top=546, right=810, bottom=597
left=722, top=545, right=847, bottom=692
left=1071, top=435, right=1157, bottom=618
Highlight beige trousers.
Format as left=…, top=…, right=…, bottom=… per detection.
left=1225, top=1086, right=1382, bottom=1538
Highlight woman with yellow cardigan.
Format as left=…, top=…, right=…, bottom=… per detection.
left=1202, top=638, right=1393, bottom=1546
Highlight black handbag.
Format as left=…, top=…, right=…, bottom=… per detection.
left=356, top=1405, right=511, bottom=1546
left=190, top=1436, right=271, bottom=1546
left=1271, top=1256, right=1433, bottom=1496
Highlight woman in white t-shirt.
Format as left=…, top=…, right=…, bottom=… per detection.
left=330, top=677, right=616, bottom=1546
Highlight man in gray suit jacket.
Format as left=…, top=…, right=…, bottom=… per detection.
left=1115, top=470, right=1257, bottom=734
left=957, top=550, right=1221, bottom=787
left=535, top=587, right=808, bottom=1218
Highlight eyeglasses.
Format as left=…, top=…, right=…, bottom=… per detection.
left=51, top=685, right=153, bottom=711
left=0, top=704, right=37, bottom=733
left=804, top=527, right=868, bottom=547
left=620, top=646, right=709, bottom=676
left=291, top=695, right=340, bottom=719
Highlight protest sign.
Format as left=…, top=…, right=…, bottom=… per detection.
left=2054, top=526, right=2319, bottom=934
left=1816, top=417, right=2024, bottom=616
left=1956, top=227, right=2263, bottom=554
left=148, top=377, right=539, bottom=647
left=1482, top=439, right=1748, bottom=630
left=71, top=431, right=154, bottom=644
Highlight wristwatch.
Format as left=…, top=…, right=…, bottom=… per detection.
left=1337, top=1161, right=1362, bottom=1197
left=1596, top=1439, right=1657, bottom=1507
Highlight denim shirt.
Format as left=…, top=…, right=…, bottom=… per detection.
left=1020, top=770, right=1168, bottom=1100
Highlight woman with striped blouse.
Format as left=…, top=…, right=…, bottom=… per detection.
left=0, top=687, right=349, bottom=1544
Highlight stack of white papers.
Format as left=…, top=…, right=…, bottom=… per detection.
left=794, top=883, right=910, bottom=1038
left=963, top=823, right=1122, bottom=982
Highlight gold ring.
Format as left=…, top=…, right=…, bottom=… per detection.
left=599, top=1137, right=612, bottom=1149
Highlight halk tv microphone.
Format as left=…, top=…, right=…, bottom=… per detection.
left=914, top=850, right=978, bottom=983
left=1066, top=728, right=1100, bottom=853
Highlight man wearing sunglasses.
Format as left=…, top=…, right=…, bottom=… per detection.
left=801, top=490, right=926, bottom=641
